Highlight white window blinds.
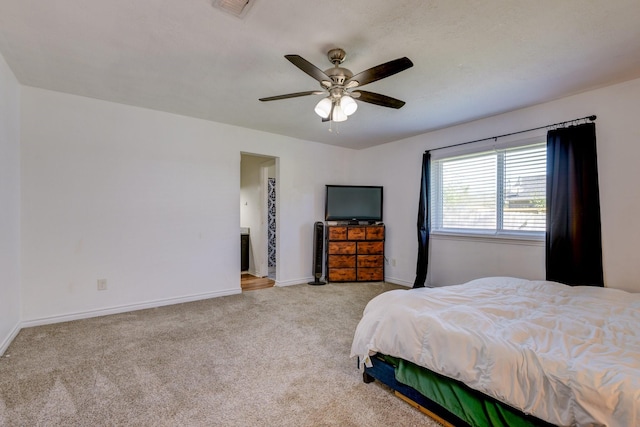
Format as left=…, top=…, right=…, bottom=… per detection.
left=431, top=142, right=546, bottom=235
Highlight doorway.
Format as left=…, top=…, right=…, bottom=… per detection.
left=240, top=153, right=278, bottom=284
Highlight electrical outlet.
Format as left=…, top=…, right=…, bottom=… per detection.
left=97, top=279, right=107, bottom=291
left=391, top=258, right=397, bottom=267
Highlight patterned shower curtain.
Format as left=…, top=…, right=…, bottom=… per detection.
left=268, top=178, right=276, bottom=267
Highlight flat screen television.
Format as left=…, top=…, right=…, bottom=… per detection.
left=325, top=185, right=383, bottom=222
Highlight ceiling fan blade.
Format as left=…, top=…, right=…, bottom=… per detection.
left=352, top=90, right=406, bottom=109
left=346, top=57, right=413, bottom=87
left=285, top=55, right=332, bottom=85
left=259, top=91, right=324, bottom=102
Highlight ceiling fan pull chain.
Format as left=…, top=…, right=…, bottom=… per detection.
left=329, top=120, right=340, bottom=135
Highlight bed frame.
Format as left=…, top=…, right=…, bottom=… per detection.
left=361, top=353, right=555, bottom=427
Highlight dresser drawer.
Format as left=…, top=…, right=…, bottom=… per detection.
left=347, top=226, right=366, bottom=240
left=328, top=268, right=356, bottom=282
left=328, top=242, right=356, bottom=254
left=328, top=255, right=356, bottom=268
left=327, top=226, right=347, bottom=240
left=357, top=255, right=383, bottom=268
left=357, top=241, right=384, bottom=254
left=365, top=226, right=385, bottom=240
left=357, top=268, right=384, bottom=281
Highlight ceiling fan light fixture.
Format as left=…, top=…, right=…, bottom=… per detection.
left=332, top=104, right=348, bottom=122
left=340, top=95, right=358, bottom=116
left=314, top=97, right=332, bottom=118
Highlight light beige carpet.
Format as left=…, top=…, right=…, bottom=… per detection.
left=0, top=282, right=442, bottom=426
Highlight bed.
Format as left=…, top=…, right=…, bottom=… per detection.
left=350, top=277, right=640, bottom=427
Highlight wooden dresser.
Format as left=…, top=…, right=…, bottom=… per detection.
left=326, top=224, right=385, bottom=282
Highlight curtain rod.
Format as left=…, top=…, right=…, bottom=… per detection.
left=425, top=115, right=597, bottom=153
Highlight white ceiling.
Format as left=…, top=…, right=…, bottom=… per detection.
left=1, top=1, right=640, bottom=149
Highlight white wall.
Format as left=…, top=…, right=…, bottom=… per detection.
left=13, top=69, right=640, bottom=331
left=358, top=77, right=640, bottom=292
left=20, top=87, right=355, bottom=324
left=0, top=52, right=21, bottom=354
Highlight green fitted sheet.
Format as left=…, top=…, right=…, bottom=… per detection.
left=383, top=355, right=549, bottom=427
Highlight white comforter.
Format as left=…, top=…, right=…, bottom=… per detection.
left=350, top=277, right=640, bottom=427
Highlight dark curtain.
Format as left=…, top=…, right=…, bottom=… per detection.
left=413, top=151, right=431, bottom=288
left=546, top=122, right=604, bottom=286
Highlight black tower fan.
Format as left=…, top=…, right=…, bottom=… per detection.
left=308, top=221, right=326, bottom=285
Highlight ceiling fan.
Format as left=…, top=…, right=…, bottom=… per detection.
left=259, top=48, right=413, bottom=123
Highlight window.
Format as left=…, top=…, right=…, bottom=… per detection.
left=431, top=142, right=546, bottom=237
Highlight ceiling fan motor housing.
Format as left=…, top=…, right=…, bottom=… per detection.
left=324, top=48, right=353, bottom=87
left=325, top=67, right=353, bottom=86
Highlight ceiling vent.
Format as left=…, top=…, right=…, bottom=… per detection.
left=212, top=0, right=254, bottom=18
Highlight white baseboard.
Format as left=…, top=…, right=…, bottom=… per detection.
left=274, top=277, right=415, bottom=288
left=21, top=288, right=241, bottom=328
left=0, top=322, right=21, bottom=356
left=384, top=276, right=413, bottom=288
left=275, top=277, right=414, bottom=287
left=275, top=276, right=314, bottom=287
